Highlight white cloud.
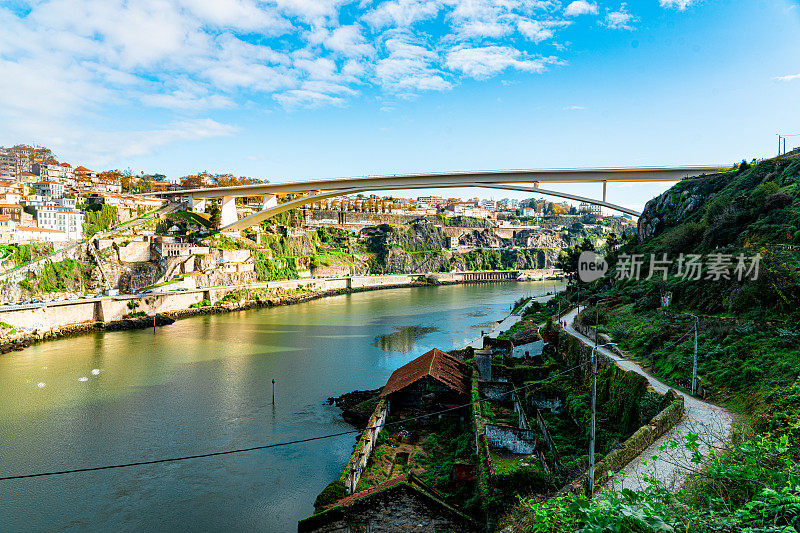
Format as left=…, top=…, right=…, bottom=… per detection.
left=564, top=1, right=598, bottom=16
left=311, top=24, right=375, bottom=56
left=364, top=0, right=441, bottom=28
left=178, top=0, right=289, bottom=32
left=0, top=0, right=589, bottom=157
left=376, top=36, right=452, bottom=92
left=659, top=0, right=697, bottom=10
left=517, top=18, right=570, bottom=42
left=445, top=45, right=556, bottom=79
left=274, top=0, right=350, bottom=23
left=775, top=73, right=800, bottom=82
left=274, top=89, right=347, bottom=108
left=55, top=119, right=237, bottom=167
left=564, top=105, right=585, bottom=110
left=604, top=3, right=636, bottom=30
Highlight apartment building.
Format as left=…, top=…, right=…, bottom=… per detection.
left=34, top=162, right=75, bottom=185
left=34, top=180, right=65, bottom=199
left=32, top=205, right=84, bottom=240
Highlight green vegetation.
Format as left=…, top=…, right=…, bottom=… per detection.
left=253, top=250, right=298, bottom=281
left=511, top=432, right=799, bottom=532
left=171, top=211, right=212, bottom=229
left=189, top=299, right=212, bottom=308
left=82, top=204, right=119, bottom=237
left=29, top=259, right=88, bottom=293
left=528, top=154, right=800, bottom=531
left=0, top=243, right=53, bottom=269
left=313, top=479, right=347, bottom=512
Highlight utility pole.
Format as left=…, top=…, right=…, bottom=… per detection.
left=594, top=298, right=608, bottom=351
left=688, top=314, right=699, bottom=395
left=779, top=134, right=783, bottom=156
left=590, top=342, right=617, bottom=498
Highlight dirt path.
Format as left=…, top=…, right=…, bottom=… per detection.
left=562, top=307, right=733, bottom=492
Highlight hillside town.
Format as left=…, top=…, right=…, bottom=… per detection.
left=0, top=143, right=618, bottom=247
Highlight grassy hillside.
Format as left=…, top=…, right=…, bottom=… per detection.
left=516, top=152, right=800, bottom=532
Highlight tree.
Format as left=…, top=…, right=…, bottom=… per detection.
left=557, top=238, right=596, bottom=283
left=180, top=172, right=267, bottom=189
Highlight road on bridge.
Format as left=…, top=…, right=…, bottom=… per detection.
left=561, top=307, right=733, bottom=493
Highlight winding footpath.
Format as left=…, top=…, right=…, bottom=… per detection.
left=561, top=307, right=733, bottom=492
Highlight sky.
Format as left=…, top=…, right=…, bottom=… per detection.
left=1, top=0, right=799, bottom=212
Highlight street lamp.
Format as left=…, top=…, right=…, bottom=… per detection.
left=589, top=341, right=617, bottom=498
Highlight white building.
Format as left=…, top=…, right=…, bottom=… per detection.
left=13, top=225, right=68, bottom=243
left=34, top=180, right=64, bottom=199
left=33, top=205, right=84, bottom=240
left=579, top=202, right=602, bottom=216
left=34, top=162, right=75, bottom=185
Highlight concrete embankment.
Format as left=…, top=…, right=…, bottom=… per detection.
left=0, top=269, right=559, bottom=354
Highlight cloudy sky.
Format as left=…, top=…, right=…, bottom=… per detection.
left=1, top=0, right=799, bottom=210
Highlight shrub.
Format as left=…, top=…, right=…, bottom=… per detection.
left=313, top=479, right=347, bottom=512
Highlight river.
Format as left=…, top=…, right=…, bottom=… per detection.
left=0, top=280, right=561, bottom=532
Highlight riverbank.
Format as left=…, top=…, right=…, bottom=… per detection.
left=0, top=271, right=559, bottom=356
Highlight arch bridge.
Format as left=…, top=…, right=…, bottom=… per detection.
left=147, top=166, right=721, bottom=232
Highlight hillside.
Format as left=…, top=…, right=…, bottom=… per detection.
left=516, top=151, right=800, bottom=532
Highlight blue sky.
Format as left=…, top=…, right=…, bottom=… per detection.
left=1, top=0, right=799, bottom=211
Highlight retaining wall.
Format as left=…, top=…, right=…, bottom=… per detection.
left=341, top=399, right=388, bottom=494
left=562, top=395, right=685, bottom=495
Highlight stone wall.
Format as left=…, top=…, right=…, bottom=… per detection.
left=0, top=271, right=522, bottom=334
left=485, top=424, right=537, bottom=455
left=562, top=395, right=685, bottom=495
left=341, top=399, right=388, bottom=493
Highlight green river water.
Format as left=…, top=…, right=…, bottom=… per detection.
left=0, top=281, right=561, bottom=532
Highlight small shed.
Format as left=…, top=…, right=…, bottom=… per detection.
left=511, top=339, right=546, bottom=359
left=379, top=348, right=469, bottom=414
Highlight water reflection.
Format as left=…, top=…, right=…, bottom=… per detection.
left=372, top=325, right=438, bottom=353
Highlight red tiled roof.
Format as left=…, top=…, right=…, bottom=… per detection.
left=17, top=226, right=65, bottom=233
left=379, top=348, right=469, bottom=398
left=326, top=475, right=406, bottom=509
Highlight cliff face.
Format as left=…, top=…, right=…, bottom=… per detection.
left=637, top=182, right=716, bottom=242
left=638, top=153, right=800, bottom=245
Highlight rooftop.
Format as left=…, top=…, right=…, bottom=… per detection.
left=379, top=348, right=469, bottom=398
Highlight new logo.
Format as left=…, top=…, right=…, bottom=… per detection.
left=578, top=251, right=608, bottom=282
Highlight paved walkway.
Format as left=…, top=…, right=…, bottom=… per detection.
left=562, top=307, right=732, bottom=492
left=466, top=293, right=556, bottom=349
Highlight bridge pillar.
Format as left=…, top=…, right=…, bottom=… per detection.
left=602, top=181, right=607, bottom=202
left=191, top=197, right=206, bottom=213
left=262, top=194, right=278, bottom=210
left=220, top=196, right=237, bottom=227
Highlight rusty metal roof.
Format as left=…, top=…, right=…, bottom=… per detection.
left=379, top=348, right=469, bottom=399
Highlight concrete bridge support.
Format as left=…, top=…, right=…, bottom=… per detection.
left=191, top=197, right=206, bottom=213
left=220, top=196, right=237, bottom=228
left=262, top=194, right=278, bottom=210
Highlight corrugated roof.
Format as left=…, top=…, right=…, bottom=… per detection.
left=379, top=348, right=469, bottom=398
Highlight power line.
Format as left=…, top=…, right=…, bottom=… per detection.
left=0, top=362, right=587, bottom=482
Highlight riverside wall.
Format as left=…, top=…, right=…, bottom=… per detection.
left=0, top=270, right=557, bottom=334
